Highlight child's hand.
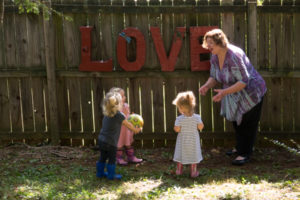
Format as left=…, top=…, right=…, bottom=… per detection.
left=134, top=127, right=142, bottom=134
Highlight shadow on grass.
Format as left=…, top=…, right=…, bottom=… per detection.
left=0, top=146, right=299, bottom=199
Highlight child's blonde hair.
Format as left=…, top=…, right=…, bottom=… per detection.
left=109, top=87, right=124, bottom=94
left=172, top=91, right=196, bottom=114
left=102, top=92, right=122, bottom=117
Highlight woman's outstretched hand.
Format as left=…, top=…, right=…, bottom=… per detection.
left=212, top=89, right=226, bottom=102
left=199, top=85, right=209, bottom=96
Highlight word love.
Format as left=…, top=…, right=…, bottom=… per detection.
left=79, top=26, right=217, bottom=72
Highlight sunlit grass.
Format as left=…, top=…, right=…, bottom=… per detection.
left=0, top=145, right=299, bottom=200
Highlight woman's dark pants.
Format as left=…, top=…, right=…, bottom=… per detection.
left=232, top=98, right=264, bottom=158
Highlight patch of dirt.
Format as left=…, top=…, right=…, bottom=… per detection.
left=1, top=143, right=299, bottom=178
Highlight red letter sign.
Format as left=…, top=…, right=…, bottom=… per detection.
left=117, top=28, right=146, bottom=71
left=190, top=26, right=217, bottom=71
left=150, top=27, right=186, bottom=71
left=79, top=26, right=113, bottom=71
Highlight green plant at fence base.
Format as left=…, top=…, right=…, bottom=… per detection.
left=264, top=137, right=300, bottom=156
left=10, top=0, right=72, bottom=21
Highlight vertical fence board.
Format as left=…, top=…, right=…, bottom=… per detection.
left=4, top=14, right=16, bottom=68
left=124, top=13, right=138, bottom=66
left=20, top=78, right=34, bottom=132
left=282, top=78, right=293, bottom=132
left=63, top=14, right=87, bottom=69
left=269, top=13, right=282, bottom=69
left=128, top=78, right=142, bottom=148
left=174, top=13, right=188, bottom=70
left=80, top=78, right=95, bottom=146
left=140, top=78, right=154, bottom=148
left=92, top=77, right=104, bottom=133
left=111, top=0, right=124, bottom=71
left=0, top=79, right=10, bottom=132
left=87, top=14, right=101, bottom=61
left=295, top=79, right=300, bottom=132
left=15, top=14, right=29, bottom=68
left=27, top=15, right=45, bottom=68
left=258, top=12, right=269, bottom=69
left=56, top=77, right=69, bottom=133
left=31, top=78, right=47, bottom=133
left=164, top=78, right=177, bottom=147
left=233, top=12, right=246, bottom=51
left=0, top=14, right=4, bottom=68
left=152, top=78, right=165, bottom=147
left=8, top=78, right=22, bottom=133
left=148, top=11, right=161, bottom=70
left=269, top=78, right=282, bottom=131
left=281, top=13, right=293, bottom=70
left=294, top=13, right=300, bottom=69
left=162, top=13, right=174, bottom=69
left=68, top=78, right=82, bottom=146
left=100, top=13, right=114, bottom=63
left=53, top=14, right=66, bottom=69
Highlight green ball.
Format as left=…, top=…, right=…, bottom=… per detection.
left=127, top=114, right=144, bottom=128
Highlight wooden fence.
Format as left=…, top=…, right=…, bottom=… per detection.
left=0, top=0, right=300, bottom=148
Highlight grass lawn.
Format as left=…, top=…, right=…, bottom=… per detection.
left=0, top=143, right=299, bottom=200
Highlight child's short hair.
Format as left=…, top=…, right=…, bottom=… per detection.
left=172, top=91, right=196, bottom=114
left=102, top=92, right=122, bottom=117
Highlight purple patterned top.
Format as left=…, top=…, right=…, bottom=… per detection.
left=210, top=44, right=267, bottom=125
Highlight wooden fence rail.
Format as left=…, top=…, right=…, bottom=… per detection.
left=0, top=0, right=300, bottom=148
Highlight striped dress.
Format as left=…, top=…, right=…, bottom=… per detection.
left=173, top=114, right=203, bottom=165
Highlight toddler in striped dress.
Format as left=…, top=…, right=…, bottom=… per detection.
left=172, top=91, right=204, bottom=178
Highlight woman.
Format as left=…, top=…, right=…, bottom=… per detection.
left=199, top=29, right=266, bottom=165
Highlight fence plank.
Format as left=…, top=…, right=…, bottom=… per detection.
left=92, top=77, right=104, bottom=133
left=281, top=12, right=293, bottom=69
left=147, top=9, right=161, bottom=70
left=31, top=78, right=47, bottom=133
left=294, top=13, right=300, bottom=69
left=152, top=78, right=165, bottom=147
left=269, top=12, right=282, bottom=69
left=258, top=11, right=269, bottom=69
left=269, top=78, right=282, bottom=131
left=15, top=14, right=29, bottom=68
left=0, top=78, right=10, bottom=132
left=295, top=78, right=300, bottom=132
left=100, top=13, right=116, bottom=63
left=53, top=14, right=65, bottom=69
left=27, top=14, right=45, bottom=68
left=4, top=13, right=16, bottom=68
left=174, top=12, right=188, bottom=70
left=8, top=78, right=22, bottom=132
left=20, top=78, right=34, bottom=132
left=0, top=13, right=5, bottom=68
left=56, top=77, right=69, bottom=133
left=140, top=78, right=154, bottom=148
left=233, top=12, right=246, bottom=51
left=63, top=14, right=87, bottom=69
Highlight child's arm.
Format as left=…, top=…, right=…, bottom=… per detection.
left=122, top=120, right=142, bottom=134
left=197, top=123, right=204, bottom=132
left=174, top=126, right=181, bottom=133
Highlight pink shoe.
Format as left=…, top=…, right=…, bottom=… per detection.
left=190, top=164, right=199, bottom=178
left=116, top=150, right=128, bottom=165
left=126, top=148, right=143, bottom=163
left=176, top=162, right=183, bottom=175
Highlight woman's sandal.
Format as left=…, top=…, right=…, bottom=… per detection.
left=225, top=148, right=237, bottom=156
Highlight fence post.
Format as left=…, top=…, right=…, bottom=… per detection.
left=43, top=0, right=60, bottom=145
left=247, top=0, right=258, bottom=69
